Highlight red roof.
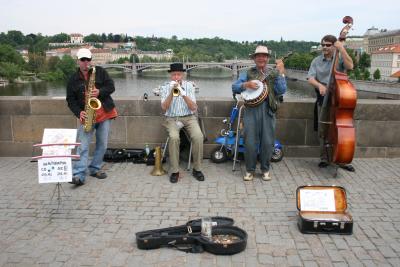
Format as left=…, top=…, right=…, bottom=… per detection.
left=372, top=44, right=400, bottom=54
left=391, top=70, right=400, bottom=78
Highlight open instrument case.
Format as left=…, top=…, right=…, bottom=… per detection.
left=136, top=217, right=247, bottom=255
left=296, top=185, right=353, bottom=234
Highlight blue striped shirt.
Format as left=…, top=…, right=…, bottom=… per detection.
left=160, top=81, right=196, bottom=117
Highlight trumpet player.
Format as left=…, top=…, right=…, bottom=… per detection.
left=66, top=48, right=118, bottom=186
left=160, top=63, right=205, bottom=183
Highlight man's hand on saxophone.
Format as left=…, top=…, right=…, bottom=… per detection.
left=90, top=87, right=100, bottom=98
left=79, top=111, right=87, bottom=124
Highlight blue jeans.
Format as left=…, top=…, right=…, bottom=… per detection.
left=73, top=119, right=111, bottom=182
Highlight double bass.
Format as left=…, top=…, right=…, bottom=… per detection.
left=320, top=16, right=357, bottom=164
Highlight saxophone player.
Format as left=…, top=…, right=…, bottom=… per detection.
left=66, top=48, right=118, bottom=186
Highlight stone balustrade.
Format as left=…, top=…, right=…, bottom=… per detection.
left=0, top=96, right=399, bottom=158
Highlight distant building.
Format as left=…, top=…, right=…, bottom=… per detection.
left=345, top=37, right=364, bottom=57
left=136, top=49, right=173, bottom=61
left=45, top=48, right=72, bottom=59
left=364, top=28, right=400, bottom=54
left=90, top=48, right=112, bottom=65
left=70, top=33, right=84, bottom=44
left=370, top=44, right=400, bottom=81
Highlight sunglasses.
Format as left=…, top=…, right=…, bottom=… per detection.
left=321, top=43, right=333, bottom=47
left=79, top=58, right=92, bottom=62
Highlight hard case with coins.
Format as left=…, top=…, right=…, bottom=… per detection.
left=296, top=185, right=353, bottom=234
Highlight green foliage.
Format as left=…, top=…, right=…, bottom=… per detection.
left=84, top=34, right=103, bottom=43
left=363, top=69, right=371, bottom=80
left=39, top=69, right=65, bottom=81
left=373, top=69, right=381, bottom=80
left=358, top=52, right=371, bottom=70
left=49, top=33, right=69, bottom=43
left=0, top=44, right=25, bottom=65
left=0, top=62, right=22, bottom=81
left=284, top=52, right=314, bottom=70
left=27, top=53, right=46, bottom=72
left=56, top=55, right=76, bottom=79
left=46, top=56, right=60, bottom=72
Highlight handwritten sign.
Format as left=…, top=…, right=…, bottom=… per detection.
left=300, top=189, right=336, bottom=212
left=41, top=129, right=77, bottom=156
left=38, top=157, right=72, bottom=183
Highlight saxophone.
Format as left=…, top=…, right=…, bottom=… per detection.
left=83, top=66, right=102, bottom=132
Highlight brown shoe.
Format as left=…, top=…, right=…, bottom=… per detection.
left=90, top=171, right=107, bottom=179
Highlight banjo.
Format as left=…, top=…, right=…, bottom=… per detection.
left=241, top=52, right=292, bottom=107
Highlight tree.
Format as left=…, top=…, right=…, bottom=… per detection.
left=0, top=62, right=21, bottom=81
left=46, top=56, right=60, bottom=72
left=50, top=33, right=69, bottom=43
left=56, top=55, right=76, bottom=79
left=373, top=69, right=381, bottom=80
left=358, top=52, right=371, bottom=70
left=27, top=53, right=46, bottom=72
left=0, top=44, right=25, bottom=65
left=362, top=69, right=370, bottom=81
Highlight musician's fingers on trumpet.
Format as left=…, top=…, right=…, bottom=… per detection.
left=170, top=81, right=186, bottom=96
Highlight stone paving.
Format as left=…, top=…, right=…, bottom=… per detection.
left=0, top=157, right=400, bottom=266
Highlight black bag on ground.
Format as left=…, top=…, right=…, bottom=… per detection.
left=103, top=148, right=146, bottom=163
left=135, top=217, right=247, bottom=255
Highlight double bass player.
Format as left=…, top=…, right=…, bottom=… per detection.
left=307, top=34, right=355, bottom=172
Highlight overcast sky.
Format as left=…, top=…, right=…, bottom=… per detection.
left=1, top=0, right=398, bottom=42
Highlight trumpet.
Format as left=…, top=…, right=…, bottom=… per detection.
left=171, top=81, right=181, bottom=97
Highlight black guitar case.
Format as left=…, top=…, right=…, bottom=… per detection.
left=136, top=217, right=247, bottom=255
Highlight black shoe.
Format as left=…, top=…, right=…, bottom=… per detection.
left=170, top=172, right=179, bottom=183
left=339, top=164, right=355, bottom=172
left=192, top=169, right=205, bottom=181
left=69, top=176, right=84, bottom=186
left=318, top=161, right=329, bottom=168
left=90, top=171, right=107, bottom=179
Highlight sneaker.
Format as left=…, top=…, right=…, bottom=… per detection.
left=192, top=169, right=205, bottom=181
left=243, top=172, right=254, bottom=181
left=170, top=172, right=179, bottom=183
left=262, top=171, right=272, bottom=181
left=68, top=176, right=84, bottom=186
left=90, top=171, right=107, bottom=179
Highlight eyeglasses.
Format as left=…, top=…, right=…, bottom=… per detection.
left=79, top=58, right=92, bottom=62
left=321, top=43, right=333, bottom=47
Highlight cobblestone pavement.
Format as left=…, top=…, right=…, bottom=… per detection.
left=0, top=157, right=400, bottom=267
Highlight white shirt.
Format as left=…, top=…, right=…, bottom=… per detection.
left=160, top=81, right=196, bottom=117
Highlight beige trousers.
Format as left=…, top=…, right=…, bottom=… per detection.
left=164, top=115, right=204, bottom=173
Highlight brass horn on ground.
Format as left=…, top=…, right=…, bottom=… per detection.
left=151, top=146, right=167, bottom=176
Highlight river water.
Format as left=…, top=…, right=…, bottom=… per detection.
left=0, top=69, right=315, bottom=98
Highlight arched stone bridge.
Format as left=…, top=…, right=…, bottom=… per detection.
left=98, top=62, right=257, bottom=76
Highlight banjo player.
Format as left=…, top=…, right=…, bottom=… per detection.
left=232, top=45, right=287, bottom=182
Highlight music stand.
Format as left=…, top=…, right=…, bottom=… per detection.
left=32, top=129, right=81, bottom=211
left=32, top=147, right=80, bottom=205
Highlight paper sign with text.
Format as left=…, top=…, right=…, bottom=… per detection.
left=38, top=157, right=72, bottom=183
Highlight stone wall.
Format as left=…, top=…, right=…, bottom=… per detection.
left=0, top=96, right=399, bottom=158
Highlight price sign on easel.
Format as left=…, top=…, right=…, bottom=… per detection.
left=38, top=157, right=72, bottom=183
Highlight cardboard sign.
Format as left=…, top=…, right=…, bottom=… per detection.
left=38, top=157, right=72, bottom=183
